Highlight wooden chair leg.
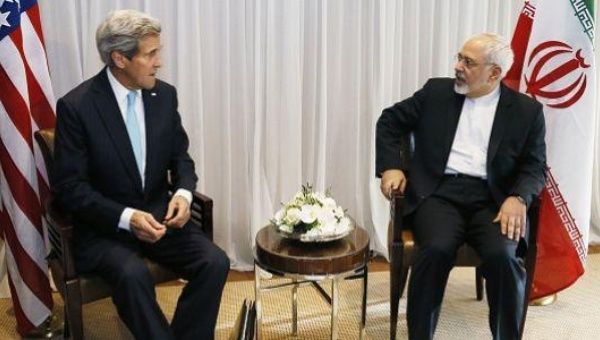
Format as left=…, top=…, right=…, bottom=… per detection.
left=65, top=280, right=84, bottom=340
left=63, top=305, right=70, bottom=339
left=398, top=267, right=409, bottom=299
left=476, top=266, right=484, bottom=301
left=389, top=243, right=403, bottom=340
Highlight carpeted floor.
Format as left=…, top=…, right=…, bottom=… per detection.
left=1, top=255, right=599, bottom=339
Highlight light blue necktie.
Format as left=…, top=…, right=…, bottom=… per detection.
left=126, top=91, right=143, bottom=177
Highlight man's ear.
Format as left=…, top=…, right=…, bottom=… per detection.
left=490, top=65, right=502, bottom=82
left=111, top=51, right=127, bottom=69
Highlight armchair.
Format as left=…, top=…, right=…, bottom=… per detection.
left=388, top=190, right=539, bottom=340
left=34, top=128, right=214, bottom=340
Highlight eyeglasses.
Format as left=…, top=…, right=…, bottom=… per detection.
left=455, top=53, right=493, bottom=68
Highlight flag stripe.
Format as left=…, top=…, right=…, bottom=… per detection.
left=23, top=4, right=46, bottom=47
left=0, top=102, right=40, bottom=194
left=21, top=14, right=55, bottom=128
left=9, top=26, right=55, bottom=130
left=0, top=65, right=34, bottom=150
left=0, top=153, right=47, bottom=273
left=5, top=276, right=35, bottom=336
left=0, top=141, right=43, bottom=235
left=0, top=30, right=31, bottom=108
left=0, top=207, right=52, bottom=309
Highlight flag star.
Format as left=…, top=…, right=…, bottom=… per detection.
left=0, top=10, right=10, bottom=28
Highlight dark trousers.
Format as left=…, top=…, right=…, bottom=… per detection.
left=407, top=176, right=525, bottom=340
left=75, top=222, right=230, bottom=340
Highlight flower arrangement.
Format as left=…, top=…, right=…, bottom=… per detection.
left=271, top=184, right=353, bottom=242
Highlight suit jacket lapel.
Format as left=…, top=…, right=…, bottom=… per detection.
left=91, top=70, right=143, bottom=189
left=142, top=88, right=159, bottom=192
left=444, top=91, right=465, bottom=158
left=487, top=84, right=513, bottom=168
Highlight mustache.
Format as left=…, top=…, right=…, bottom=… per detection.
left=455, top=72, right=465, bottom=81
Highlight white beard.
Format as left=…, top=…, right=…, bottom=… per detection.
left=454, top=82, right=469, bottom=95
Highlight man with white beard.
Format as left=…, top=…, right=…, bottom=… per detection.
left=376, top=33, right=546, bottom=340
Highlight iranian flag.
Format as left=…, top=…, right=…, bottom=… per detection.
left=504, top=0, right=596, bottom=299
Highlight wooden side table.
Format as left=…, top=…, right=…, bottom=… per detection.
left=254, top=225, right=370, bottom=340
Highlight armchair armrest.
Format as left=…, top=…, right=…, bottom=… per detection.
left=527, top=196, right=540, bottom=244
left=191, top=191, right=213, bottom=241
left=44, top=198, right=78, bottom=281
left=390, top=189, right=405, bottom=245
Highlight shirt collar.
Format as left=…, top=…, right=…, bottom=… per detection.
left=468, top=83, right=501, bottom=104
left=106, top=67, right=142, bottom=104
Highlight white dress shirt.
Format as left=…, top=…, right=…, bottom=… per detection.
left=106, top=68, right=192, bottom=231
left=445, top=85, right=500, bottom=179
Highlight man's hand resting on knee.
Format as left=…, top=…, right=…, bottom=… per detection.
left=493, top=196, right=527, bottom=240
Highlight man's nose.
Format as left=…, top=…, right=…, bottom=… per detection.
left=455, top=61, right=465, bottom=72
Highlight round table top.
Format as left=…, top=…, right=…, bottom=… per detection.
left=255, top=225, right=370, bottom=276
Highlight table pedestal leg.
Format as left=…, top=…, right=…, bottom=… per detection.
left=254, top=264, right=262, bottom=340
left=292, top=279, right=298, bottom=336
left=330, top=278, right=340, bottom=340
left=360, top=266, right=368, bottom=339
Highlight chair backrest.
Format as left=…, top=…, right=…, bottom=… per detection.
left=33, top=128, right=67, bottom=264
left=34, top=128, right=55, bottom=172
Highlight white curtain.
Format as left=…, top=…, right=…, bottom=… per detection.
left=18, top=0, right=597, bottom=275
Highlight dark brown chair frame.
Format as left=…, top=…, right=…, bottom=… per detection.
left=34, top=128, right=214, bottom=340
left=388, top=190, right=539, bottom=340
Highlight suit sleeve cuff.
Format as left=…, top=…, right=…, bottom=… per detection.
left=118, top=208, right=135, bottom=231
left=174, top=189, right=193, bottom=206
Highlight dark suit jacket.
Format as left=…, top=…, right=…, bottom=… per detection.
left=376, top=78, right=546, bottom=215
left=52, top=69, right=197, bottom=242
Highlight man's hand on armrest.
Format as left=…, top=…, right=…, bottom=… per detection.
left=380, top=169, right=407, bottom=200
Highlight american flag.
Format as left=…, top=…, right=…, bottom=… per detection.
left=0, top=0, right=54, bottom=335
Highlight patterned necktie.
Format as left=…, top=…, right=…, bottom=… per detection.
left=126, top=91, right=143, bottom=177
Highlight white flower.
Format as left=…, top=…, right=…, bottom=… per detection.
left=336, top=206, right=345, bottom=218
left=338, top=216, right=352, bottom=232
left=283, top=207, right=301, bottom=225
left=273, top=208, right=285, bottom=224
left=279, top=224, right=293, bottom=233
left=322, top=197, right=337, bottom=208
left=313, top=191, right=327, bottom=203
left=317, top=207, right=336, bottom=226
left=300, top=204, right=318, bottom=224
left=320, top=223, right=336, bottom=235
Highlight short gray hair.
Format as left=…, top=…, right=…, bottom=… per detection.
left=96, top=9, right=161, bottom=67
left=469, top=33, right=514, bottom=78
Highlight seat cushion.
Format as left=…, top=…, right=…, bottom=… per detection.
left=76, top=259, right=178, bottom=304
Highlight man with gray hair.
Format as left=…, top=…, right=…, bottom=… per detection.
left=376, top=33, right=546, bottom=339
left=53, top=9, right=229, bottom=339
